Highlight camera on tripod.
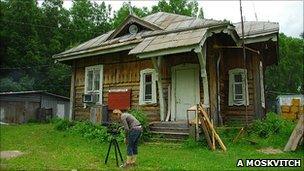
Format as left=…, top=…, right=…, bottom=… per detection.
left=102, top=122, right=124, bottom=166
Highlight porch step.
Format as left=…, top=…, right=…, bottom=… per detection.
left=150, top=131, right=189, bottom=140
left=150, top=126, right=189, bottom=134
left=149, top=122, right=189, bottom=128
left=149, top=122, right=189, bottom=140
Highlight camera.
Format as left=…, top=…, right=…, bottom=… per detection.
left=102, top=122, right=123, bottom=136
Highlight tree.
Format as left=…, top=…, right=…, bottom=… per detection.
left=112, top=2, right=150, bottom=28
left=265, top=33, right=304, bottom=97
left=69, top=0, right=95, bottom=44
left=91, top=1, right=112, bottom=38
left=151, top=0, right=202, bottom=17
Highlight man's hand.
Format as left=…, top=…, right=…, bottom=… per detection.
left=124, top=138, right=128, bottom=144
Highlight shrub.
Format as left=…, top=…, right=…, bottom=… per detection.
left=248, top=112, right=294, bottom=138
left=128, top=108, right=151, bottom=141
left=70, top=121, right=109, bottom=142
left=54, top=119, right=74, bottom=131
left=52, top=119, right=121, bottom=143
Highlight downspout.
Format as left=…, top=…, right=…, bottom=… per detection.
left=216, top=51, right=223, bottom=126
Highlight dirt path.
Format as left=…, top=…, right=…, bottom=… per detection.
left=0, top=151, right=24, bottom=159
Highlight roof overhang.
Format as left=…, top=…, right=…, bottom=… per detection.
left=53, top=40, right=141, bottom=62
left=132, top=25, right=238, bottom=59
left=242, top=32, right=278, bottom=44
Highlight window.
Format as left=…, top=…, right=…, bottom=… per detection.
left=85, top=65, right=103, bottom=104
left=139, top=69, right=157, bottom=105
left=260, top=61, right=265, bottom=108
left=228, top=68, right=249, bottom=106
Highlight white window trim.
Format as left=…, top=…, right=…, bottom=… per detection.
left=84, top=65, right=103, bottom=105
left=260, top=61, right=265, bottom=108
left=228, top=68, right=249, bottom=106
left=139, top=68, right=157, bottom=105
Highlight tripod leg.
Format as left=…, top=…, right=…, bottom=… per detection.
left=105, top=140, right=113, bottom=164
left=114, top=141, right=119, bottom=166
left=115, top=140, right=124, bottom=163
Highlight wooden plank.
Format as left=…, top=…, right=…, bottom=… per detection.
left=284, top=115, right=304, bottom=151
left=199, top=104, right=227, bottom=151
left=69, top=61, right=76, bottom=121
left=201, top=117, right=214, bottom=150
left=165, top=84, right=171, bottom=121
left=152, top=56, right=166, bottom=121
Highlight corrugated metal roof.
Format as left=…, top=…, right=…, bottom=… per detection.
left=234, top=21, right=279, bottom=38
left=0, top=90, right=69, bottom=100
left=129, top=28, right=207, bottom=55
left=54, top=12, right=279, bottom=60
left=54, top=12, right=227, bottom=59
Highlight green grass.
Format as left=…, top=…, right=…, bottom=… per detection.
left=0, top=124, right=303, bottom=170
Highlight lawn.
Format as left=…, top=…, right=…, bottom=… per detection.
left=0, top=124, right=303, bottom=170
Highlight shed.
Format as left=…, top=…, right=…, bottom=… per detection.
left=0, top=90, right=70, bottom=123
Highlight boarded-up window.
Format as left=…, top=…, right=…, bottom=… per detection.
left=229, top=68, right=249, bottom=106
left=139, top=69, right=157, bottom=105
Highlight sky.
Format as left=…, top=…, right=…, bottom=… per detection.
left=43, top=0, right=304, bottom=38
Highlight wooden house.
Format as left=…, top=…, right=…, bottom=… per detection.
left=0, top=90, right=70, bottom=123
left=53, top=12, right=279, bottom=126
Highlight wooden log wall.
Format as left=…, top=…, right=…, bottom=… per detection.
left=72, top=50, right=204, bottom=122
left=220, top=49, right=259, bottom=125
left=73, top=52, right=161, bottom=122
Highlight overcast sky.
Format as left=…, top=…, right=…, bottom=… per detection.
left=53, top=0, right=303, bottom=38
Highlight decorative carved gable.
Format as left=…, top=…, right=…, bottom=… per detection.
left=107, top=14, right=163, bottom=40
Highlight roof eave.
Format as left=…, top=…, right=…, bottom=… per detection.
left=54, top=40, right=141, bottom=62
left=243, top=32, right=278, bottom=44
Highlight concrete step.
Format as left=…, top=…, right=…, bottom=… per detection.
left=150, top=126, right=189, bottom=134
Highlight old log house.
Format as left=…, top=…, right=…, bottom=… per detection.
left=53, top=12, right=279, bottom=127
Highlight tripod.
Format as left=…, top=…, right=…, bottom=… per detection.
left=104, top=137, right=124, bottom=166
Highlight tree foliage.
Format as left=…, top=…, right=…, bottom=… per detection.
left=265, top=33, right=304, bottom=97
left=151, top=0, right=202, bottom=18
left=5, top=0, right=301, bottom=104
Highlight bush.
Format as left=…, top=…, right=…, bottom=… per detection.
left=248, top=112, right=294, bottom=138
left=52, top=119, right=121, bottom=143
left=70, top=121, right=110, bottom=142
left=54, top=119, right=74, bottom=131
left=128, top=108, right=151, bottom=141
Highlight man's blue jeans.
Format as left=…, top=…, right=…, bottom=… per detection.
left=127, top=129, right=141, bottom=155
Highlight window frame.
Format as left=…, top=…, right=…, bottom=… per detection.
left=139, top=68, right=157, bottom=105
left=228, top=68, right=249, bottom=106
left=84, top=65, right=103, bottom=105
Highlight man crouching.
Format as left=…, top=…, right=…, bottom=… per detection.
left=113, top=109, right=142, bottom=167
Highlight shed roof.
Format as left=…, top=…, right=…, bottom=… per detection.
left=0, top=90, right=69, bottom=100
left=53, top=12, right=279, bottom=61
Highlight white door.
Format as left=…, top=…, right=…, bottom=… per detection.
left=171, top=64, right=200, bottom=121
left=57, top=104, right=65, bottom=119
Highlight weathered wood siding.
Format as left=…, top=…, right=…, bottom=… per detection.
left=72, top=36, right=266, bottom=125
left=73, top=52, right=159, bottom=121
left=72, top=51, right=203, bottom=122
left=219, top=49, right=263, bottom=125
